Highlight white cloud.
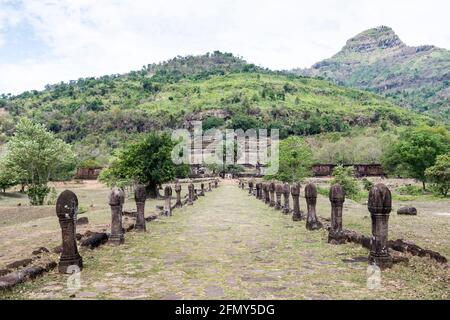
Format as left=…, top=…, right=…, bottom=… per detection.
left=0, top=0, right=449, bottom=94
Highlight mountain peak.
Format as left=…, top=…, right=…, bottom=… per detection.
left=341, top=26, right=405, bottom=53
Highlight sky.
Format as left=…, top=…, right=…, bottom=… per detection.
left=0, top=0, right=449, bottom=95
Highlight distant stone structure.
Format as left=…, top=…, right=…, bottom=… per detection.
left=74, top=167, right=103, bottom=180
left=312, top=164, right=384, bottom=177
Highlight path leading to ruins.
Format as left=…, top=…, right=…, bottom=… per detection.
left=4, top=184, right=448, bottom=299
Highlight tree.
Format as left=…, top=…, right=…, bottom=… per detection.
left=98, top=132, right=182, bottom=197
left=330, top=165, right=359, bottom=199
left=4, top=118, right=76, bottom=205
left=425, top=154, right=450, bottom=196
left=0, top=159, right=17, bottom=193
left=266, top=136, right=313, bottom=182
left=382, top=126, right=450, bottom=190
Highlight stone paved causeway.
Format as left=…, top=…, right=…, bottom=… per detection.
left=2, top=184, right=448, bottom=299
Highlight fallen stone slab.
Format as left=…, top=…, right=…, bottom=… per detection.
left=6, top=258, right=33, bottom=270
left=0, top=261, right=57, bottom=291
left=397, top=207, right=417, bottom=216
left=388, top=239, right=447, bottom=264
left=80, top=232, right=108, bottom=249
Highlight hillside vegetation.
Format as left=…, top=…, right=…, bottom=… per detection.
left=0, top=51, right=437, bottom=164
left=295, top=26, right=450, bottom=120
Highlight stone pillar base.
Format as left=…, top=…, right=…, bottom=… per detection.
left=58, top=255, right=83, bottom=274
left=292, top=212, right=304, bottom=221
left=134, top=224, right=146, bottom=232
left=369, top=253, right=393, bottom=269
left=328, top=232, right=346, bottom=245
left=306, top=220, right=323, bottom=231
left=108, top=234, right=125, bottom=245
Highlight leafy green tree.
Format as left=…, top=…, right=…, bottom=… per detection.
left=0, top=159, right=18, bottom=193
left=382, top=126, right=450, bottom=190
left=330, top=165, right=359, bottom=199
left=425, top=154, right=450, bottom=196
left=4, top=118, right=76, bottom=205
left=99, top=132, right=182, bottom=197
left=267, top=136, right=313, bottom=182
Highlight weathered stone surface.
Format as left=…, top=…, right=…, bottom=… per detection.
left=387, top=239, right=447, bottom=264
left=208, top=182, right=212, bottom=192
left=291, top=183, right=303, bottom=221
left=214, top=179, right=218, bottom=188
left=397, top=207, right=417, bottom=216
left=368, top=184, right=393, bottom=269
left=56, top=190, right=83, bottom=273
left=76, top=217, right=89, bottom=226
left=80, top=232, right=108, bottom=249
left=134, top=184, right=147, bottom=232
left=0, top=261, right=57, bottom=291
left=275, top=184, right=283, bottom=210
left=304, top=183, right=322, bottom=230
left=6, top=259, right=33, bottom=269
left=256, top=182, right=262, bottom=199
left=328, top=184, right=345, bottom=244
left=188, top=183, right=194, bottom=205
left=269, top=182, right=276, bottom=207
left=200, top=183, right=205, bottom=196
left=108, top=188, right=125, bottom=246
left=264, top=183, right=270, bottom=204
left=175, top=182, right=183, bottom=208
left=282, top=183, right=290, bottom=214
left=164, top=186, right=173, bottom=216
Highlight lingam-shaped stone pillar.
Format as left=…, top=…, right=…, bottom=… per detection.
left=134, top=184, right=147, bottom=232
left=305, top=183, right=322, bottom=230
left=208, top=182, right=212, bottom=192
left=200, top=183, right=205, bottom=196
left=164, top=186, right=173, bottom=216
left=188, top=183, right=194, bottom=205
left=248, top=180, right=254, bottom=195
left=275, top=183, right=283, bottom=210
left=368, top=184, right=393, bottom=269
left=256, top=182, right=262, bottom=199
left=175, top=182, right=182, bottom=208
left=264, top=183, right=271, bottom=204
left=269, top=182, right=276, bottom=207
left=328, top=184, right=345, bottom=244
left=214, top=179, right=218, bottom=188
left=108, top=188, right=125, bottom=245
left=56, top=190, right=83, bottom=273
left=291, top=183, right=303, bottom=221
left=282, top=183, right=290, bottom=214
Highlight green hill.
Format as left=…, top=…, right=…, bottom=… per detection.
left=0, top=51, right=437, bottom=164
left=294, top=26, right=450, bottom=120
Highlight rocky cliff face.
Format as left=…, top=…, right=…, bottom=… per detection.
left=294, top=26, right=450, bottom=120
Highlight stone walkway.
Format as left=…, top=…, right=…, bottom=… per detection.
left=3, top=184, right=448, bottom=299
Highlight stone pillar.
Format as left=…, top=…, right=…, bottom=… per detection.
left=282, top=183, right=290, bottom=214
left=291, top=183, right=303, bottom=221
left=175, top=182, right=182, bottom=208
left=269, top=182, right=276, bottom=207
left=200, top=183, right=205, bottom=196
left=328, top=184, right=345, bottom=244
left=256, top=183, right=262, bottom=199
left=248, top=181, right=254, bottom=195
left=188, top=183, right=194, bottom=205
left=56, top=190, right=83, bottom=273
left=208, top=182, right=212, bottom=192
left=305, top=183, right=322, bottom=230
left=264, top=183, right=271, bottom=204
left=164, top=186, right=173, bottom=216
left=275, top=184, right=283, bottom=210
left=134, top=184, right=147, bottom=232
left=108, top=188, right=125, bottom=245
left=368, top=184, right=393, bottom=269
left=214, top=179, right=218, bottom=188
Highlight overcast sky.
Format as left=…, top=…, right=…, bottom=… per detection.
left=0, top=0, right=449, bottom=95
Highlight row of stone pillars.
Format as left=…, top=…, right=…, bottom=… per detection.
left=55, top=178, right=220, bottom=274
left=242, top=180, right=393, bottom=269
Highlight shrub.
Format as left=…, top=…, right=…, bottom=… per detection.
left=330, top=165, right=359, bottom=199
left=425, top=154, right=450, bottom=196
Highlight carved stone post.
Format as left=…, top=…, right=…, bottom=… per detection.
left=291, top=183, right=303, bottom=221
left=328, top=184, right=345, bottom=244
left=282, top=183, right=290, bottom=214
left=175, top=182, right=182, bottom=208
left=164, top=186, right=173, bottom=216
left=264, top=183, right=270, bottom=204
left=56, top=190, right=83, bottom=273
left=368, top=184, right=393, bottom=269
left=275, top=184, right=283, bottom=210
left=269, top=182, right=276, bottom=207
left=200, top=183, right=205, bottom=196
left=208, top=182, right=212, bottom=192
left=214, top=179, right=218, bottom=188
left=108, top=188, right=125, bottom=245
left=134, top=184, right=147, bottom=232
left=248, top=181, right=254, bottom=195
left=305, top=183, right=322, bottom=230
left=256, top=182, right=262, bottom=199
left=188, top=183, right=194, bottom=205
